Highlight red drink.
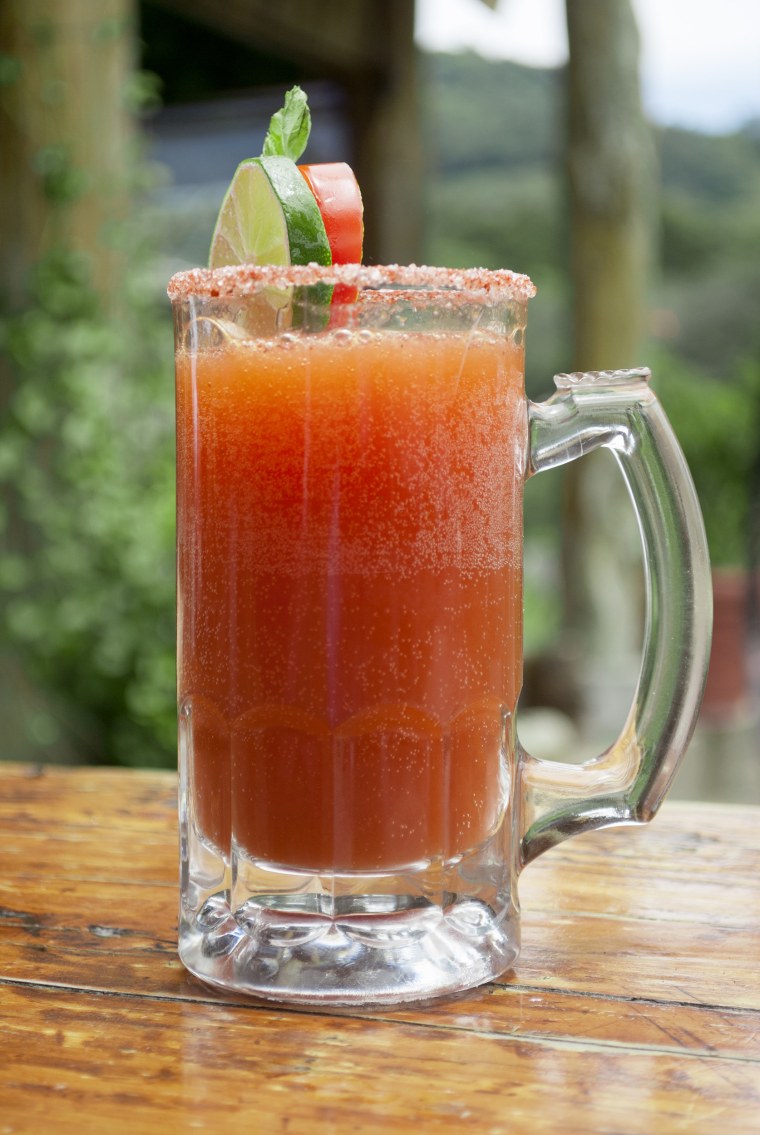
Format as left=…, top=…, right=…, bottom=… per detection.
left=171, top=262, right=711, bottom=1007
left=176, top=325, right=526, bottom=871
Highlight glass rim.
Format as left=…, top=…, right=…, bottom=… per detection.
left=167, top=262, right=536, bottom=304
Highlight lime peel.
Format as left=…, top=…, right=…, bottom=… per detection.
left=208, top=156, right=332, bottom=274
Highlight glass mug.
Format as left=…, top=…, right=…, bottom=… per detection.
left=169, top=263, right=711, bottom=1005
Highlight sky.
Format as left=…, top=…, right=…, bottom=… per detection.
left=415, top=0, right=760, bottom=135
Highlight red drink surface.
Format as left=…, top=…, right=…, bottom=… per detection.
left=176, top=328, right=526, bottom=872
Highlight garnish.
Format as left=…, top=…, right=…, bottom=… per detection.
left=208, top=86, right=363, bottom=284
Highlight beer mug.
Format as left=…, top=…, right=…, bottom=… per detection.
left=169, top=263, right=711, bottom=1004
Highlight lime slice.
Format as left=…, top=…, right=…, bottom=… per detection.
left=209, top=156, right=332, bottom=269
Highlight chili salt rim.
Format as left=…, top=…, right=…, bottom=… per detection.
left=167, top=262, right=536, bottom=303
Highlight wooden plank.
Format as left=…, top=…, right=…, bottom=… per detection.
left=6, top=761, right=754, bottom=851
left=2, top=766, right=760, bottom=1132
left=2, top=856, right=759, bottom=1015
left=4, top=787, right=758, bottom=938
left=0, top=982, right=758, bottom=1135
left=512, top=915, right=760, bottom=1010
left=0, top=763, right=177, bottom=833
left=3, top=818, right=760, bottom=1049
left=3, top=806, right=758, bottom=940
left=521, top=809, right=760, bottom=930
left=150, top=0, right=383, bottom=75
left=2, top=908, right=758, bottom=1012
left=0, top=828, right=176, bottom=884
left=4, top=762, right=758, bottom=895
left=4, top=961, right=759, bottom=1065
left=1, top=766, right=759, bottom=1011
left=3, top=856, right=760, bottom=1057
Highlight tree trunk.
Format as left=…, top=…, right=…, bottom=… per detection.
left=561, top=0, right=657, bottom=736
left=0, top=0, right=136, bottom=765
left=0, top=0, right=136, bottom=307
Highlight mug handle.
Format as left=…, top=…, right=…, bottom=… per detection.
left=519, top=367, right=712, bottom=868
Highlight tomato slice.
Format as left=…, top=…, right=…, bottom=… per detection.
left=298, top=162, right=363, bottom=265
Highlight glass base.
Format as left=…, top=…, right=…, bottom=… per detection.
left=180, top=888, right=519, bottom=1006
left=179, top=831, right=520, bottom=1006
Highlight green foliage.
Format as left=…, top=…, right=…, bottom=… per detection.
left=0, top=247, right=176, bottom=766
left=659, top=126, right=760, bottom=204
left=660, top=193, right=729, bottom=273
left=422, top=53, right=570, bottom=396
left=653, top=350, right=760, bottom=567
left=429, top=168, right=564, bottom=276
left=422, top=53, right=565, bottom=279
left=658, top=127, right=760, bottom=387
left=658, top=264, right=760, bottom=382
left=423, top=52, right=561, bottom=173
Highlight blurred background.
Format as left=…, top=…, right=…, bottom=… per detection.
left=1, top=0, right=758, bottom=801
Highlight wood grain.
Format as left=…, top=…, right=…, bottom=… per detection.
left=2, top=982, right=759, bottom=1135
left=1, top=762, right=759, bottom=1133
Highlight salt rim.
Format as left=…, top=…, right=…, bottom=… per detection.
left=167, top=262, right=536, bottom=303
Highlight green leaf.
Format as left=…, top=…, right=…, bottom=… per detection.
left=261, top=86, right=311, bottom=161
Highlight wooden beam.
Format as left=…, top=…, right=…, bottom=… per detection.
left=148, top=0, right=386, bottom=77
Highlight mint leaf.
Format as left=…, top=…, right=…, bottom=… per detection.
left=261, top=86, right=311, bottom=161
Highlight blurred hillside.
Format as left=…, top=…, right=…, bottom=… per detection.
left=423, top=52, right=760, bottom=392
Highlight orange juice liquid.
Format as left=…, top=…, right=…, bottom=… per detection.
left=176, top=328, right=526, bottom=872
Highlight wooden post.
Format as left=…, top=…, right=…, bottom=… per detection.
left=349, top=0, right=424, bottom=264
left=0, top=0, right=137, bottom=765
left=561, top=0, right=657, bottom=730
left=0, top=0, right=136, bottom=306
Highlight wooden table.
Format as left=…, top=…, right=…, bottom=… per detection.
left=1, top=762, right=759, bottom=1133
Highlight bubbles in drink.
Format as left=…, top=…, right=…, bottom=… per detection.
left=177, top=325, right=525, bottom=870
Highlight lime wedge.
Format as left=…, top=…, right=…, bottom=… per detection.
left=209, top=156, right=332, bottom=269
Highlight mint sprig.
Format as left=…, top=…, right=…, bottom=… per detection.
left=261, top=86, right=311, bottom=162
